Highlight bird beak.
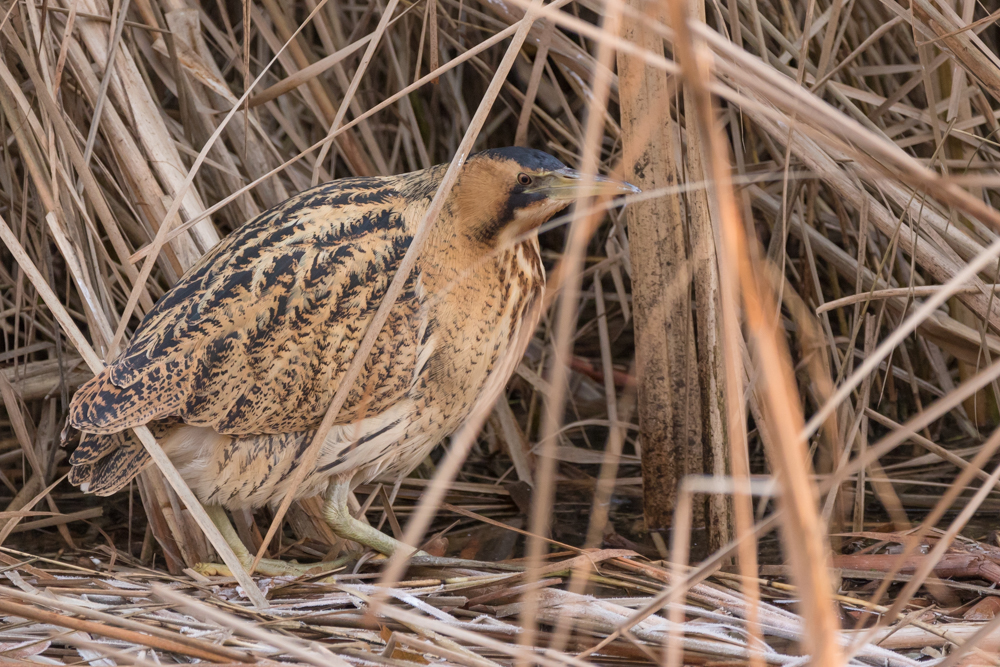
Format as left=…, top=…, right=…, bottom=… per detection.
left=531, top=168, right=641, bottom=201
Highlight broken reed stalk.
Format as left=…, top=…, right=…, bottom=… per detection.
left=683, top=0, right=733, bottom=559
left=618, top=0, right=701, bottom=538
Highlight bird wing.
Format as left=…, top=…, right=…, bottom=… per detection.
left=69, top=178, right=422, bottom=436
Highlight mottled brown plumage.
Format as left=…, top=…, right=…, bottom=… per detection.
left=65, top=147, right=638, bottom=565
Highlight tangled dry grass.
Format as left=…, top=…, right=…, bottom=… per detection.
left=2, top=0, right=1000, bottom=664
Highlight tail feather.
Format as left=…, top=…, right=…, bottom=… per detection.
left=68, top=462, right=93, bottom=489
left=64, top=422, right=164, bottom=496
left=87, top=442, right=150, bottom=495
left=70, top=430, right=133, bottom=466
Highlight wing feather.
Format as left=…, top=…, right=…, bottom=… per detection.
left=69, top=178, right=421, bottom=436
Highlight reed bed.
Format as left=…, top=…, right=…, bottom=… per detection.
left=1, top=0, right=1000, bottom=663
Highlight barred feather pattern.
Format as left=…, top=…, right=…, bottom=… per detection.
left=65, top=152, right=549, bottom=509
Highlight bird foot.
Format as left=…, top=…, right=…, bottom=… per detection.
left=194, top=556, right=349, bottom=578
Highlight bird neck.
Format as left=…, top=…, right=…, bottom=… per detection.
left=397, top=166, right=539, bottom=272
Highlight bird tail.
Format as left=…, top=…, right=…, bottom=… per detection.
left=63, top=425, right=154, bottom=496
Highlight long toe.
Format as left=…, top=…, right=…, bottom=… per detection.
left=193, top=557, right=349, bottom=578
left=193, top=562, right=233, bottom=577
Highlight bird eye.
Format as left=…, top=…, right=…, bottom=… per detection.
left=517, top=173, right=532, bottom=186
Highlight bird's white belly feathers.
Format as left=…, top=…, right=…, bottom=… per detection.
left=162, top=400, right=439, bottom=509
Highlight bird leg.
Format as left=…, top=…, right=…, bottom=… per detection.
left=323, top=474, right=423, bottom=557
left=194, top=505, right=348, bottom=577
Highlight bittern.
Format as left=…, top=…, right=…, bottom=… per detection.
left=64, top=147, right=639, bottom=575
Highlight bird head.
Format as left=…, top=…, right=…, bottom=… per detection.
left=449, top=147, right=640, bottom=249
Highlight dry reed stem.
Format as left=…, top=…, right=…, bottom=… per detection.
left=309, top=0, right=399, bottom=186
left=681, top=3, right=762, bottom=663
left=668, top=4, right=842, bottom=666
left=512, top=12, right=627, bottom=666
